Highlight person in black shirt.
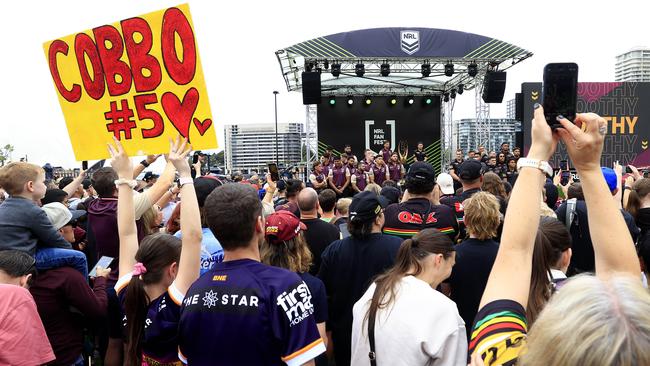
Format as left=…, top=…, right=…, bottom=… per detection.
left=318, top=191, right=401, bottom=366
left=383, top=162, right=459, bottom=242
left=297, top=188, right=340, bottom=275
left=447, top=192, right=501, bottom=340
left=504, top=157, right=519, bottom=186
left=440, top=159, right=484, bottom=241
left=413, top=142, right=427, bottom=162
left=485, top=156, right=505, bottom=179
left=449, top=149, right=465, bottom=191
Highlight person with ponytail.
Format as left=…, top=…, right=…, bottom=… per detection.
left=350, top=228, right=465, bottom=366
left=110, top=136, right=202, bottom=366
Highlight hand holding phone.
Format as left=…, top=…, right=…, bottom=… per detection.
left=543, top=63, right=578, bottom=128
left=89, top=256, right=114, bottom=277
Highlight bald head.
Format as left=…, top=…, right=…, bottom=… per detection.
left=298, top=188, right=319, bottom=213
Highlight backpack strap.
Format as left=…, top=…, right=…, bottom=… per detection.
left=565, top=198, right=577, bottom=230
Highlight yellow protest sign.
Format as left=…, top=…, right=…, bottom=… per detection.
left=43, top=4, right=216, bottom=161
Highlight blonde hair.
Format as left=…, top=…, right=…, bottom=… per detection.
left=482, top=172, right=506, bottom=199
left=364, top=183, right=381, bottom=196
left=520, top=274, right=650, bottom=366
left=261, top=233, right=313, bottom=273
left=0, top=162, right=44, bottom=195
left=463, top=192, right=500, bottom=240
left=336, top=198, right=352, bottom=215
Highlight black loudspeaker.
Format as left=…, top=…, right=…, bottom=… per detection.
left=482, top=71, right=507, bottom=103
left=515, top=92, right=523, bottom=121
left=302, top=72, right=321, bottom=105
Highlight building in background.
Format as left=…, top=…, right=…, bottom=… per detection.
left=616, top=47, right=650, bottom=82
left=506, top=98, right=517, bottom=120
left=224, top=123, right=304, bottom=173
left=454, top=118, right=520, bottom=154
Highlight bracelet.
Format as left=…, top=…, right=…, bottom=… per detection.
left=140, top=160, right=150, bottom=168
left=114, top=179, right=137, bottom=189
left=179, top=177, right=194, bottom=186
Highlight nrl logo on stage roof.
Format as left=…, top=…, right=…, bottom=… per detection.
left=400, top=30, right=420, bottom=55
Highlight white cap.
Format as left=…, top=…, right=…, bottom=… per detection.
left=42, top=202, right=73, bottom=230
left=436, top=173, right=455, bottom=195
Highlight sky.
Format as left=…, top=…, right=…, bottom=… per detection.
left=1, top=0, right=649, bottom=169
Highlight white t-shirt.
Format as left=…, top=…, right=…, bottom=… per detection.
left=351, top=275, right=467, bottom=366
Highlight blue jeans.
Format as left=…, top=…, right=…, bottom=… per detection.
left=35, top=247, right=88, bottom=278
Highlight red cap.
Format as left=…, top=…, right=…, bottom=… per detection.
left=265, top=211, right=306, bottom=244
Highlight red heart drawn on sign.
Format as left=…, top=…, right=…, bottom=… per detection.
left=161, top=87, right=199, bottom=140
left=193, top=118, right=212, bottom=136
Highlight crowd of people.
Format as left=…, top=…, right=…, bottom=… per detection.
left=1, top=105, right=650, bottom=366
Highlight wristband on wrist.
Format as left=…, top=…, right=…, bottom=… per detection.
left=140, top=160, right=150, bottom=168
left=114, top=179, right=137, bottom=189
left=517, top=158, right=553, bottom=177
left=179, top=177, right=194, bottom=186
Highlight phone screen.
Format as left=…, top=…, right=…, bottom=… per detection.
left=268, top=163, right=279, bottom=182
left=89, top=256, right=114, bottom=277
left=82, top=161, right=88, bottom=170
left=192, top=154, right=199, bottom=164
left=561, top=171, right=570, bottom=185
left=86, top=160, right=106, bottom=175
left=543, top=63, right=578, bottom=127
left=559, top=160, right=568, bottom=171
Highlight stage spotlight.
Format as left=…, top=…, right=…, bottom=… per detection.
left=406, top=95, right=415, bottom=105
left=331, top=63, right=341, bottom=77
left=323, top=60, right=329, bottom=70
left=347, top=96, right=354, bottom=105
left=364, top=96, right=372, bottom=105
left=305, top=62, right=314, bottom=72
left=355, top=63, right=365, bottom=77
left=380, top=63, right=390, bottom=77
left=443, top=93, right=450, bottom=102
left=468, top=63, right=478, bottom=77
left=457, top=84, right=464, bottom=95
left=423, top=95, right=433, bottom=106
left=389, top=96, right=398, bottom=106
left=421, top=63, right=431, bottom=77
left=444, top=63, right=454, bottom=77
left=329, top=96, right=336, bottom=105
left=450, top=89, right=457, bottom=99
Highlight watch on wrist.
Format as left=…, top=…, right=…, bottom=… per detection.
left=517, top=158, right=553, bottom=177
left=139, top=160, right=150, bottom=168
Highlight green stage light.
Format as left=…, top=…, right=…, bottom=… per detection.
left=389, top=96, right=397, bottom=106
left=364, top=97, right=372, bottom=105
left=329, top=97, right=336, bottom=105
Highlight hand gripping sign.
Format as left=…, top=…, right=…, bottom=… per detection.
left=43, top=4, right=216, bottom=160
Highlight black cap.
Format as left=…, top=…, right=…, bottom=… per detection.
left=380, top=186, right=401, bottom=205
left=143, top=171, right=159, bottom=181
left=194, top=177, right=223, bottom=207
left=42, top=189, right=68, bottom=205
left=458, top=160, right=483, bottom=181
left=406, top=162, right=436, bottom=181
left=349, top=191, right=389, bottom=222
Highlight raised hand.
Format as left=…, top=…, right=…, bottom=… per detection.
left=168, top=136, right=193, bottom=177
left=528, top=104, right=559, bottom=161
left=556, top=113, right=606, bottom=172
left=107, top=136, right=133, bottom=179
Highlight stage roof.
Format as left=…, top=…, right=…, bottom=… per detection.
left=276, top=27, right=533, bottom=96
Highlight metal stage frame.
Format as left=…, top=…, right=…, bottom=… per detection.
left=276, top=28, right=533, bottom=171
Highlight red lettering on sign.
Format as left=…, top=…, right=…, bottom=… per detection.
left=134, top=94, right=164, bottom=138
left=161, top=7, right=196, bottom=85
left=74, top=33, right=105, bottom=100
left=47, top=40, right=81, bottom=102
left=93, top=25, right=133, bottom=96
left=121, top=17, right=162, bottom=92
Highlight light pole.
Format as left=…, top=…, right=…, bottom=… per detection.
left=273, top=91, right=279, bottom=165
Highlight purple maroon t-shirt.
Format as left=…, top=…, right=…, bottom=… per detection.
left=178, top=259, right=325, bottom=366
left=372, top=165, right=388, bottom=186
left=116, top=274, right=184, bottom=366
left=388, top=162, right=403, bottom=181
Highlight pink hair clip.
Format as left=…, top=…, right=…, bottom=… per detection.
left=133, top=262, right=147, bottom=276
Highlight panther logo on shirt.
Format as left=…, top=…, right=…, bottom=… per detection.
left=276, top=282, right=314, bottom=327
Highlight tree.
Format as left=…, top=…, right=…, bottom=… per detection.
left=0, top=144, right=14, bottom=166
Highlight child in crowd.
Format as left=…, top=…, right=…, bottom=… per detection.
left=0, top=162, right=88, bottom=277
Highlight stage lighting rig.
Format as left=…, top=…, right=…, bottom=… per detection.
left=347, top=96, right=354, bottom=105
left=450, top=89, right=457, bottom=99
left=421, top=63, right=431, bottom=77
left=457, top=84, right=464, bottom=95
left=331, top=63, right=341, bottom=77
left=323, top=60, right=329, bottom=69
left=380, top=63, right=390, bottom=77
left=355, top=63, right=365, bottom=77
left=443, top=93, right=450, bottom=102
left=468, top=62, right=478, bottom=77
left=444, top=62, right=454, bottom=77
left=305, top=62, right=314, bottom=72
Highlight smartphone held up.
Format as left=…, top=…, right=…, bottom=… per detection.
left=268, top=163, right=280, bottom=182
left=542, top=63, right=578, bottom=128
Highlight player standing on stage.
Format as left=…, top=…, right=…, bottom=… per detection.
left=328, top=156, right=350, bottom=197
